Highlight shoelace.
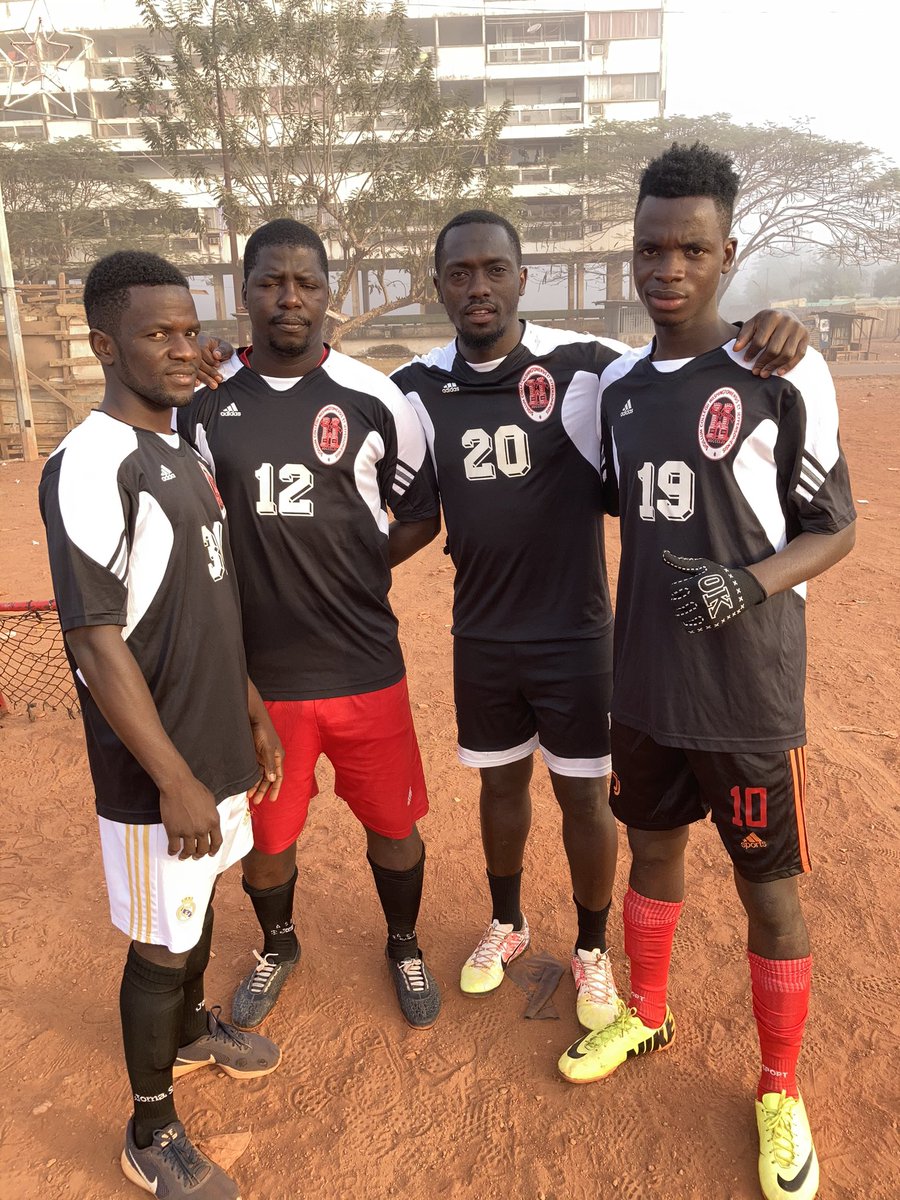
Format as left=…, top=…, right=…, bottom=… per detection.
left=157, top=1127, right=205, bottom=1185
left=397, top=956, right=430, bottom=993
left=763, top=1093, right=797, bottom=1168
left=582, top=1001, right=632, bottom=1051
left=206, top=1005, right=250, bottom=1050
left=579, top=952, right=615, bottom=1004
left=471, top=924, right=513, bottom=969
left=246, top=949, right=280, bottom=995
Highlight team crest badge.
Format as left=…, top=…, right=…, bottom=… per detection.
left=196, top=458, right=227, bottom=517
left=176, top=896, right=196, bottom=923
left=518, top=365, right=556, bottom=422
left=698, top=387, right=742, bottom=460
left=313, top=404, right=348, bottom=464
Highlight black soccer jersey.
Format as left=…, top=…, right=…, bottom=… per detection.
left=599, top=340, right=856, bottom=752
left=179, top=348, right=439, bottom=700
left=39, top=411, right=258, bottom=823
left=392, top=324, right=627, bottom=641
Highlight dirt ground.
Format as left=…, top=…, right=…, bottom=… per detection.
left=1, top=371, right=898, bottom=1200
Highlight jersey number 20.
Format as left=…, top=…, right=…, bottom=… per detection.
left=255, top=462, right=314, bottom=516
left=462, top=425, right=531, bottom=481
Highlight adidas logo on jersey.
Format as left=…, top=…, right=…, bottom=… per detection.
left=219, top=401, right=241, bottom=417
left=442, top=381, right=459, bottom=393
left=620, top=399, right=634, bottom=417
left=160, top=464, right=176, bottom=482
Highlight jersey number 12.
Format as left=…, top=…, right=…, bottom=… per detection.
left=254, top=462, right=314, bottom=516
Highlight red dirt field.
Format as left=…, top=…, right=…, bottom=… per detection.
left=0, top=372, right=898, bottom=1200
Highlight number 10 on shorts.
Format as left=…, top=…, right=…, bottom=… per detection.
left=731, top=785, right=768, bottom=828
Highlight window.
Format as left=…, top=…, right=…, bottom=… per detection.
left=437, top=16, right=483, bottom=46
left=589, top=10, right=662, bottom=40
left=405, top=18, right=434, bottom=48
left=486, top=16, right=582, bottom=45
left=590, top=73, right=660, bottom=102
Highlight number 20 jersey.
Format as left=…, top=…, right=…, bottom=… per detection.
left=392, top=324, right=626, bottom=642
left=599, top=340, right=856, bottom=752
left=179, top=349, right=439, bottom=700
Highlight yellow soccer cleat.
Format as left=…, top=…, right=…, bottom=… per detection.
left=558, top=999, right=675, bottom=1083
left=459, top=918, right=530, bottom=995
left=756, top=1091, right=820, bottom=1200
left=571, top=948, right=619, bottom=1031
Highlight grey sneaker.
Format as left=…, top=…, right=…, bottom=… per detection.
left=173, top=1005, right=281, bottom=1080
left=231, top=948, right=299, bottom=1030
left=121, top=1120, right=239, bottom=1198
left=387, top=950, right=441, bottom=1029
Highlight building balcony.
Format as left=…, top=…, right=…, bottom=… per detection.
left=486, top=41, right=582, bottom=66
left=504, top=104, right=582, bottom=127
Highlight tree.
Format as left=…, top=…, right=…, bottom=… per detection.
left=0, top=138, right=188, bottom=279
left=873, top=262, right=900, bottom=297
left=565, top=114, right=900, bottom=294
left=119, top=0, right=512, bottom=343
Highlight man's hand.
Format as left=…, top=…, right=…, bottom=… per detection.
left=733, top=311, right=808, bottom=378
left=159, top=774, right=223, bottom=860
left=246, top=682, right=284, bottom=805
left=196, top=334, right=235, bottom=390
left=663, top=550, right=767, bottom=634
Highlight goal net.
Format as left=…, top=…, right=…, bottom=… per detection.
left=0, top=601, right=79, bottom=719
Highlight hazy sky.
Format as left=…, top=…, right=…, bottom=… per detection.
left=664, top=0, right=895, bottom=164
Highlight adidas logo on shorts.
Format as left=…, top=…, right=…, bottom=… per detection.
left=620, top=399, right=634, bottom=417
left=741, top=832, right=767, bottom=850
left=442, top=381, right=459, bottom=393
left=219, top=401, right=242, bottom=416
left=160, top=464, right=176, bottom=482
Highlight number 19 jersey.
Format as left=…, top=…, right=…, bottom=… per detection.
left=599, top=340, right=856, bottom=752
left=179, top=349, right=439, bottom=700
left=392, top=324, right=625, bottom=642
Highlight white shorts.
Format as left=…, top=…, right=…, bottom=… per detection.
left=98, top=792, right=253, bottom=953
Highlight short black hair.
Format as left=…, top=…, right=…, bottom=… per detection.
left=244, top=219, right=329, bottom=279
left=637, top=142, right=740, bottom=234
left=83, top=251, right=189, bottom=335
left=434, top=210, right=522, bottom=272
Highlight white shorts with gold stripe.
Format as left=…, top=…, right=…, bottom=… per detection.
left=97, top=792, right=253, bottom=953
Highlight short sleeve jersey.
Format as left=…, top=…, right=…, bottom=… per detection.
left=39, top=411, right=258, bottom=824
left=599, top=340, right=856, bottom=752
left=178, top=348, right=439, bottom=700
left=391, top=323, right=627, bottom=642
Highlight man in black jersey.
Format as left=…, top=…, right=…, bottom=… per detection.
left=392, top=210, right=809, bottom=1033
left=558, top=145, right=855, bottom=1200
left=40, top=252, right=284, bottom=1199
left=181, top=221, right=443, bottom=1031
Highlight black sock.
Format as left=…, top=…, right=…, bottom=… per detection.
left=487, top=868, right=524, bottom=929
left=367, top=849, right=424, bottom=961
left=574, top=895, right=611, bottom=954
left=179, top=903, right=214, bottom=1046
left=243, top=868, right=300, bottom=963
left=120, top=945, right=186, bottom=1149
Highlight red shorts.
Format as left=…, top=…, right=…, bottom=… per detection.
left=252, top=677, right=428, bottom=853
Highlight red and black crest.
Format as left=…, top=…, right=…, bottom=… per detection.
left=698, top=387, right=742, bottom=460
left=196, top=457, right=226, bottom=516
left=313, top=404, right=348, bottom=464
left=518, top=365, right=556, bottom=422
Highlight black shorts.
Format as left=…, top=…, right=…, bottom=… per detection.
left=609, top=721, right=812, bottom=883
left=453, top=634, right=613, bottom=778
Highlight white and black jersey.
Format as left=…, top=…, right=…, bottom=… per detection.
left=39, top=411, right=258, bottom=824
left=599, top=340, right=856, bottom=752
left=179, top=348, right=439, bottom=700
left=392, top=324, right=627, bottom=641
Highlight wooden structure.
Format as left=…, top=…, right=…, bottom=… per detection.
left=0, top=277, right=99, bottom=459
left=806, top=310, right=879, bottom=362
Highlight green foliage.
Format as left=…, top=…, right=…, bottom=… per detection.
left=120, top=0, right=514, bottom=340
left=569, top=114, right=900, bottom=294
left=872, top=262, right=900, bottom=297
left=0, top=137, right=189, bottom=279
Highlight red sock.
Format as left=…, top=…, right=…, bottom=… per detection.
left=749, top=951, right=811, bottom=1100
left=623, top=887, right=683, bottom=1028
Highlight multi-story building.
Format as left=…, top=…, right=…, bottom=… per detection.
left=0, top=0, right=664, bottom=331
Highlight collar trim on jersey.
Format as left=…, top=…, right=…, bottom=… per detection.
left=238, top=344, right=330, bottom=372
